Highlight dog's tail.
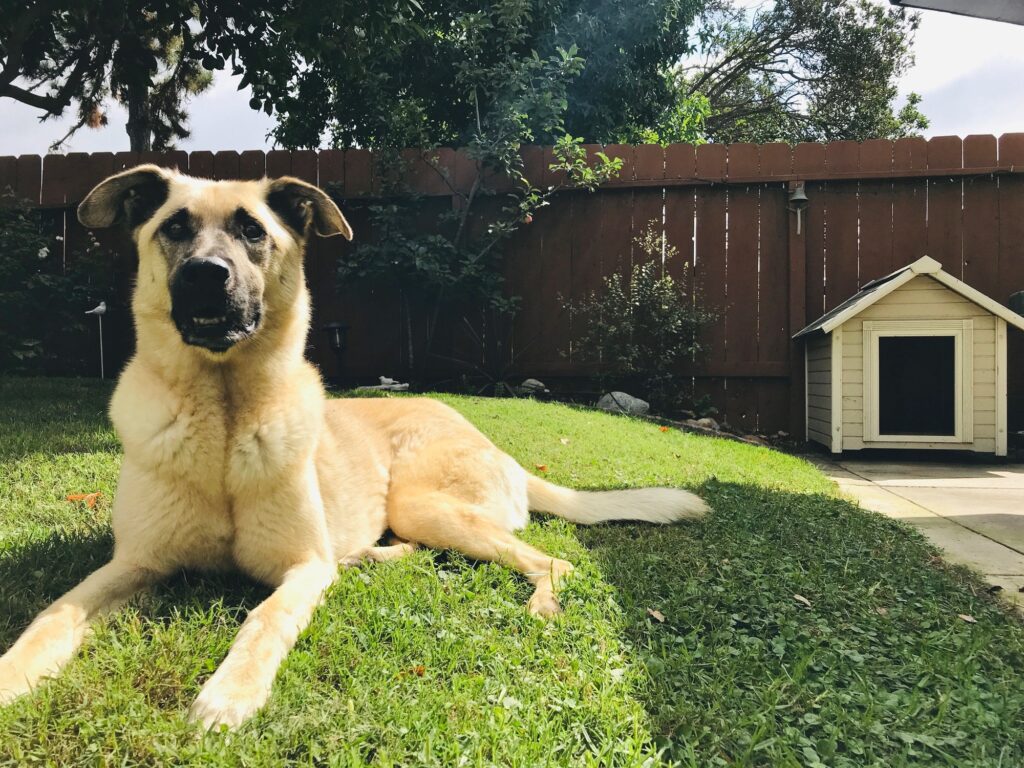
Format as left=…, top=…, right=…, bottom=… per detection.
left=526, top=475, right=708, bottom=525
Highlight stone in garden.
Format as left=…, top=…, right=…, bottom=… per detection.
left=517, top=378, right=549, bottom=396
left=695, top=417, right=719, bottom=430
left=597, top=392, right=650, bottom=415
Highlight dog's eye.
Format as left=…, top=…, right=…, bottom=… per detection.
left=162, top=219, right=190, bottom=241
left=241, top=221, right=265, bottom=241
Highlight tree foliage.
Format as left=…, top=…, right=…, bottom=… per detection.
left=676, top=0, right=928, bottom=144
left=1, top=2, right=232, bottom=150
left=236, top=0, right=702, bottom=150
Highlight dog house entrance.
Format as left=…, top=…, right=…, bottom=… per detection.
left=877, top=335, right=955, bottom=436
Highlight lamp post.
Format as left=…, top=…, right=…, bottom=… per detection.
left=321, top=322, right=349, bottom=387
left=85, top=301, right=107, bottom=379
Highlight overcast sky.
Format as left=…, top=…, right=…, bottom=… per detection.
left=2, top=3, right=1024, bottom=155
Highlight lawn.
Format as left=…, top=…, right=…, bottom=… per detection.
left=0, top=376, right=1021, bottom=767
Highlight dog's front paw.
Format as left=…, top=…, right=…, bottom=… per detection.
left=189, top=675, right=270, bottom=731
left=0, top=655, right=34, bottom=705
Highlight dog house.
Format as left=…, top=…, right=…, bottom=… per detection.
left=795, top=256, right=1024, bottom=456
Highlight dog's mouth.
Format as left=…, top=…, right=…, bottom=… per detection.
left=176, top=308, right=262, bottom=352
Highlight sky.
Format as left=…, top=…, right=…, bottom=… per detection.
left=2, top=3, right=1024, bottom=155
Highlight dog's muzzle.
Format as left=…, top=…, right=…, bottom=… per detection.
left=170, top=257, right=261, bottom=352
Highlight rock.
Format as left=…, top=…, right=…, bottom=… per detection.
left=775, top=430, right=789, bottom=438
left=743, top=434, right=769, bottom=446
left=355, top=375, right=409, bottom=392
left=597, top=391, right=650, bottom=416
left=694, top=417, right=719, bottom=431
left=517, top=378, right=549, bottom=396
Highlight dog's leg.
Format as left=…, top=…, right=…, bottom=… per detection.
left=389, top=491, right=573, bottom=618
left=0, top=559, right=157, bottom=704
left=364, top=541, right=418, bottom=562
left=188, top=559, right=336, bottom=730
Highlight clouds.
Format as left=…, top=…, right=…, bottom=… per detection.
left=898, top=3, right=1024, bottom=136
left=0, top=74, right=275, bottom=155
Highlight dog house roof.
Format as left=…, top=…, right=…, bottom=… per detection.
left=793, top=256, right=1024, bottom=338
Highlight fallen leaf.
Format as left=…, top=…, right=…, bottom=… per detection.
left=412, top=665, right=426, bottom=677
left=793, top=594, right=812, bottom=609
left=535, top=464, right=548, bottom=472
left=874, top=607, right=889, bottom=616
left=559, top=437, right=570, bottom=445
left=647, top=608, right=666, bottom=623
left=66, top=491, right=102, bottom=509
left=958, top=614, right=977, bottom=624
left=659, top=426, right=670, bottom=432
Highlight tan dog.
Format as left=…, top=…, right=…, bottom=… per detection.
left=0, top=165, right=708, bottom=729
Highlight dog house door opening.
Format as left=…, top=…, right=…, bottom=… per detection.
left=877, top=335, right=956, bottom=436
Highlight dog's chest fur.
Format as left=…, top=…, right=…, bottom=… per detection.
left=109, top=361, right=325, bottom=577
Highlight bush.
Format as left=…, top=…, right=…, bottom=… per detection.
left=0, top=194, right=118, bottom=374
left=568, top=222, right=714, bottom=413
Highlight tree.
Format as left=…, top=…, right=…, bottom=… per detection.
left=673, top=0, right=928, bottom=144
left=231, top=1, right=701, bottom=385
left=237, top=0, right=702, bottom=150
left=1, top=2, right=238, bottom=150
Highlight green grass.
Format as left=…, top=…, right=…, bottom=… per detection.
left=0, top=376, right=1022, bottom=767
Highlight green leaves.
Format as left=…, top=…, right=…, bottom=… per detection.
left=566, top=221, right=715, bottom=413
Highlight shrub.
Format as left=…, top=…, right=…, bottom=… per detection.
left=568, top=222, right=714, bottom=413
left=0, top=194, right=118, bottom=374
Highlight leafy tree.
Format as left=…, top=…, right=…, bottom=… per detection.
left=239, top=0, right=702, bottom=150
left=1, top=2, right=239, bottom=150
left=675, top=0, right=928, bottom=144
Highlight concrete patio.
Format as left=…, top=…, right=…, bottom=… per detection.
left=816, top=458, right=1024, bottom=611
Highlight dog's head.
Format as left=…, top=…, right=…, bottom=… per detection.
left=78, top=165, right=351, bottom=355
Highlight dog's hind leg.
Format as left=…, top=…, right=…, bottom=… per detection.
left=0, top=559, right=159, bottom=704
left=364, top=540, right=419, bottom=562
left=387, top=490, right=573, bottom=618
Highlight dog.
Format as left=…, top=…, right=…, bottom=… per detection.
left=0, top=165, right=708, bottom=729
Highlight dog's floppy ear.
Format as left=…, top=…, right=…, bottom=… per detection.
left=78, top=164, right=171, bottom=229
left=266, top=177, right=353, bottom=240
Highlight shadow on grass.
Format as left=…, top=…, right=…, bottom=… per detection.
left=0, top=378, right=118, bottom=460
left=577, top=481, right=1024, bottom=767
left=0, top=527, right=269, bottom=649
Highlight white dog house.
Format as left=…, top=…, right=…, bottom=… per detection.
left=795, top=256, right=1024, bottom=456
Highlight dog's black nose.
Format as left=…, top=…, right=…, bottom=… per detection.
left=179, top=257, right=231, bottom=292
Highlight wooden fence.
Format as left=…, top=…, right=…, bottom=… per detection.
left=3, top=135, right=1024, bottom=438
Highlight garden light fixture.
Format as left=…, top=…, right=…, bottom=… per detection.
left=788, top=181, right=809, bottom=235
left=85, top=301, right=107, bottom=379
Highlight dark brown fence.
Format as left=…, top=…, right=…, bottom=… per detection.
left=3, top=136, right=1024, bottom=438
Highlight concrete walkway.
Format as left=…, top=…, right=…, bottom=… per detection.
left=815, top=458, right=1024, bottom=611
